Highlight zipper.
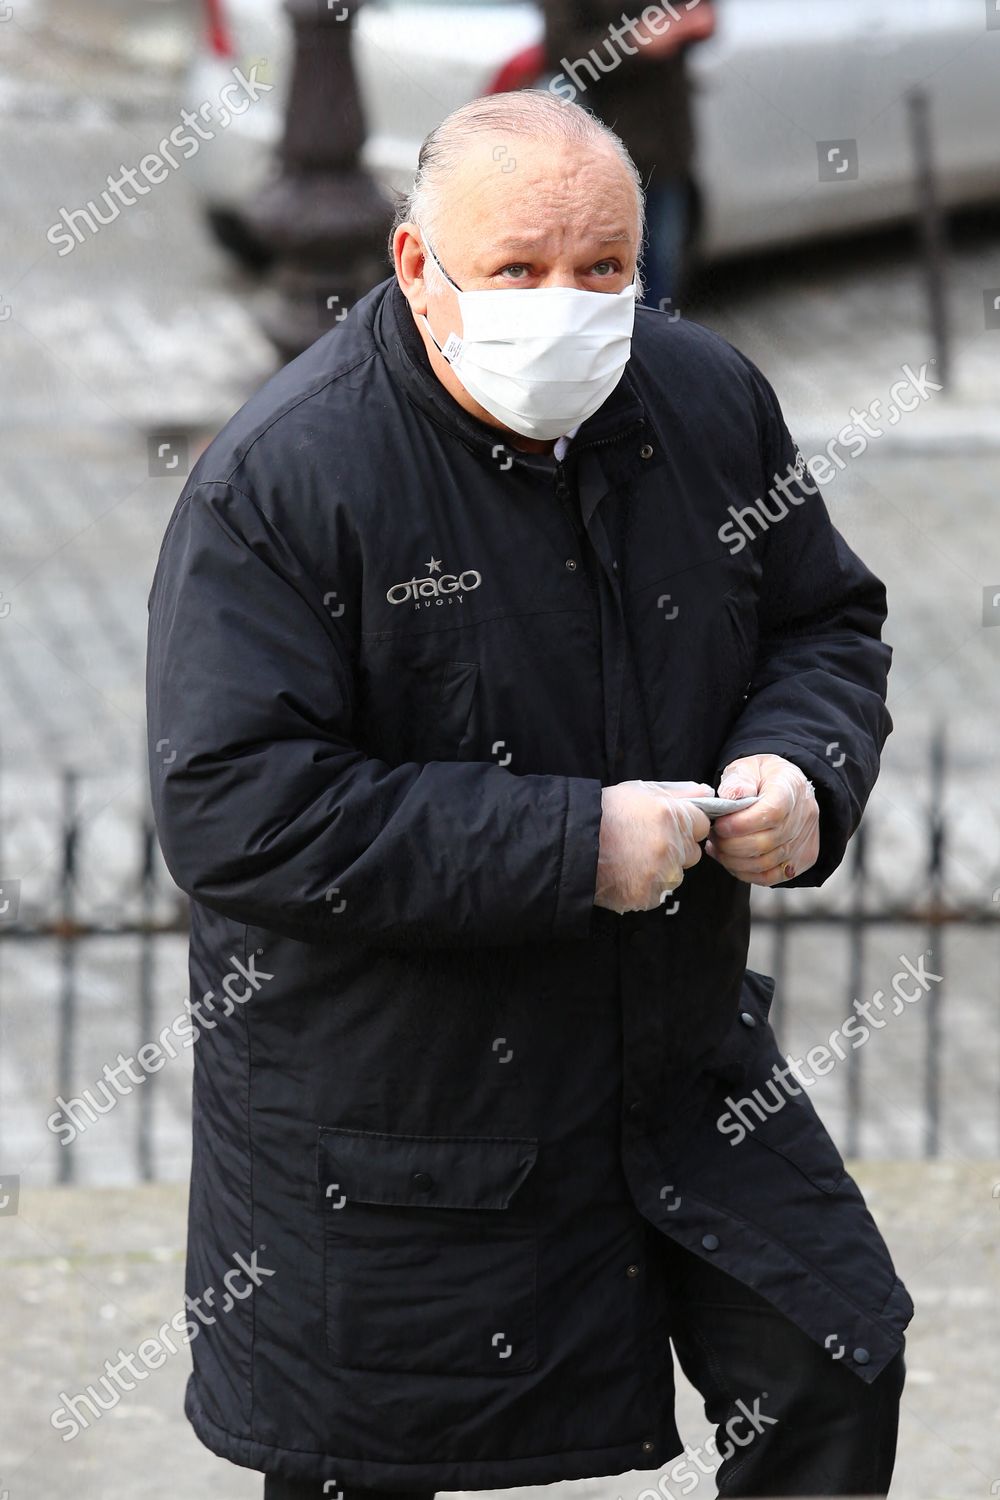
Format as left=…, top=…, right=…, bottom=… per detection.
left=573, top=418, right=645, bottom=457
left=554, top=457, right=584, bottom=540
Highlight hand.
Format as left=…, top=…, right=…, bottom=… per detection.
left=705, top=755, right=819, bottom=887
left=594, top=780, right=713, bottom=914
left=633, top=2, right=716, bottom=56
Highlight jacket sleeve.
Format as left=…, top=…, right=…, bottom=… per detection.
left=712, top=356, right=893, bottom=887
left=146, top=482, right=604, bottom=948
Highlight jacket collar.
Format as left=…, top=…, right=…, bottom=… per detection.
left=373, top=276, right=648, bottom=472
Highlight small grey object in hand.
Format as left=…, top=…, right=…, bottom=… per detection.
left=685, top=795, right=761, bottom=819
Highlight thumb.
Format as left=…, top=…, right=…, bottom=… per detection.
left=717, top=762, right=759, bottom=800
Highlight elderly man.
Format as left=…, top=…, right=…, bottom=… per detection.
left=146, top=92, right=911, bottom=1500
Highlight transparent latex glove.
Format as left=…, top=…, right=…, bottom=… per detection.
left=706, top=754, right=819, bottom=886
left=594, top=780, right=713, bottom=914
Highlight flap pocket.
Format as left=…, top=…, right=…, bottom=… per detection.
left=318, top=1128, right=540, bottom=1374
left=318, top=1127, right=538, bottom=1211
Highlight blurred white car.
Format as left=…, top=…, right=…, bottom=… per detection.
left=185, top=0, right=1000, bottom=266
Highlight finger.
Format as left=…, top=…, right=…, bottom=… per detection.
left=711, top=800, right=785, bottom=838
left=709, top=835, right=795, bottom=872
left=647, top=780, right=716, bottom=799
left=716, top=764, right=761, bottom=799
left=709, top=829, right=790, bottom=861
left=680, top=839, right=704, bottom=871
left=711, top=859, right=795, bottom=888
left=689, top=807, right=711, bottom=842
left=717, top=848, right=792, bottom=876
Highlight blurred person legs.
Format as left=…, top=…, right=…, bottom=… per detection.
left=658, top=1233, right=905, bottom=1496
left=263, top=1480, right=434, bottom=1500
left=639, top=177, right=690, bottom=313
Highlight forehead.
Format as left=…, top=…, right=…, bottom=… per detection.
left=444, top=135, right=639, bottom=243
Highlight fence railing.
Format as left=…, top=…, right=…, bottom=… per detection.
left=755, top=732, right=995, bottom=1152
left=0, top=764, right=187, bottom=1183
left=0, top=727, right=997, bottom=1181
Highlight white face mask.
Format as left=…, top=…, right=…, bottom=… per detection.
left=418, top=237, right=636, bottom=443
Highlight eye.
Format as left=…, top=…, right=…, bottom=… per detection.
left=493, top=259, right=624, bottom=283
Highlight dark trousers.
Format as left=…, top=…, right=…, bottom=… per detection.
left=264, top=1233, right=904, bottom=1500
left=654, top=1229, right=905, bottom=1496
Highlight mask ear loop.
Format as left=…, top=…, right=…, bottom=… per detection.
left=421, top=234, right=464, bottom=294
left=418, top=233, right=464, bottom=362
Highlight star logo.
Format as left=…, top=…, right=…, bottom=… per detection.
left=424, top=557, right=442, bottom=574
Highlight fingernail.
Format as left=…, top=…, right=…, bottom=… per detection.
left=783, top=862, right=795, bottom=879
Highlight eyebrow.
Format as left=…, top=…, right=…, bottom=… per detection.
left=487, top=231, right=634, bottom=254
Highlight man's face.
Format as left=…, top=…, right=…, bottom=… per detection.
left=394, top=134, right=641, bottom=450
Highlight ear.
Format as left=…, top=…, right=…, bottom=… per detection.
left=394, top=223, right=429, bottom=315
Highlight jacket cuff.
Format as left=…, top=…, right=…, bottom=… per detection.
left=553, top=777, right=605, bottom=936
left=713, top=739, right=855, bottom=888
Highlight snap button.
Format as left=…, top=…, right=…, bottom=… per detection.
left=641, top=1438, right=655, bottom=1453
left=625, top=1263, right=640, bottom=1277
left=639, top=443, right=654, bottom=459
left=412, top=1171, right=433, bottom=1191
left=565, top=558, right=577, bottom=571
left=739, top=1011, right=756, bottom=1027
left=853, top=1347, right=870, bottom=1365
left=701, top=1233, right=719, bottom=1251
left=628, top=1100, right=643, bottom=1119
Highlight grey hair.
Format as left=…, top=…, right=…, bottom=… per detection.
left=388, top=90, right=646, bottom=298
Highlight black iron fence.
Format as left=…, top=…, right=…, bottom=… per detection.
left=758, top=727, right=999, bottom=1157
left=0, top=728, right=997, bottom=1182
left=0, top=763, right=188, bottom=1183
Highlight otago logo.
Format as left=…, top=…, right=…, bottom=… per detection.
left=386, top=555, right=482, bottom=609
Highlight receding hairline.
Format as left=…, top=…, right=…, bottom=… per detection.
left=414, top=91, right=640, bottom=165
left=390, top=91, right=646, bottom=254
